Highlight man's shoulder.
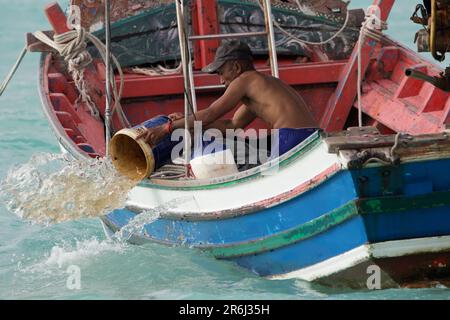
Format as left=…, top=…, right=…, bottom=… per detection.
left=237, top=70, right=265, bottom=86
left=238, top=70, right=259, bottom=78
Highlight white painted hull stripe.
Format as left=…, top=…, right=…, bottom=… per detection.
left=268, top=235, right=450, bottom=281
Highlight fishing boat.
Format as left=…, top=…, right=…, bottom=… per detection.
left=23, top=0, right=450, bottom=288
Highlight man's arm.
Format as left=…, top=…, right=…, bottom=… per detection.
left=137, top=77, right=248, bottom=145
left=172, top=77, right=247, bottom=130
left=205, top=104, right=256, bottom=134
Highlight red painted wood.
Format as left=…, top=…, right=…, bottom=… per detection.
left=48, top=73, right=78, bottom=103
left=49, top=93, right=81, bottom=123
left=421, top=85, right=449, bottom=113
left=118, top=62, right=346, bottom=99
left=192, top=0, right=220, bottom=70
left=45, top=3, right=124, bottom=138
left=42, top=4, right=108, bottom=156
left=321, top=0, right=395, bottom=132
left=441, top=98, right=450, bottom=125
left=356, top=38, right=450, bottom=134
left=395, top=64, right=427, bottom=99
left=45, top=3, right=134, bottom=153
left=358, top=81, right=442, bottom=134
left=373, top=0, right=395, bottom=22
left=119, top=85, right=333, bottom=134
left=45, top=2, right=71, bottom=34
left=321, top=45, right=373, bottom=131
left=42, top=0, right=450, bottom=156
left=365, top=46, right=399, bottom=82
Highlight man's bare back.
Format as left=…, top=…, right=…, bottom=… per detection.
left=236, top=70, right=318, bottom=129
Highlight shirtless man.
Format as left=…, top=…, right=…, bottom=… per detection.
left=138, top=40, right=319, bottom=156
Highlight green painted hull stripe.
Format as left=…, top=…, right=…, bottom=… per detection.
left=207, top=190, right=450, bottom=258
left=209, top=202, right=358, bottom=258
left=358, top=189, right=450, bottom=214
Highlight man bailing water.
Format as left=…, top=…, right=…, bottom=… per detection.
left=136, top=40, right=319, bottom=160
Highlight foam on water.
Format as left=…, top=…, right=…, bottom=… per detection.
left=16, top=237, right=127, bottom=278
left=0, top=152, right=138, bottom=225
left=44, top=238, right=125, bottom=268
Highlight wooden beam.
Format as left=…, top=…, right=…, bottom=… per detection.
left=45, top=2, right=71, bottom=34
left=116, top=61, right=346, bottom=99
left=26, top=31, right=56, bottom=52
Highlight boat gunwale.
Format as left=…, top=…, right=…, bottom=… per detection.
left=38, top=53, right=91, bottom=161
left=126, top=162, right=342, bottom=221
left=139, top=130, right=325, bottom=190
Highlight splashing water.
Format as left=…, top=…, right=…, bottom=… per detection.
left=44, top=238, right=126, bottom=268
left=17, top=237, right=127, bottom=277
left=114, top=196, right=197, bottom=242
left=0, top=153, right=138, bottom=225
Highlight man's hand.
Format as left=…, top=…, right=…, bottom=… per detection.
left=136, top=124, right=169, bottom=146
left=168, top=112, right=184, bottom=122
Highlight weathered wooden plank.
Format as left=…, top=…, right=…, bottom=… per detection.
left=325, top=132, right=450, bottom=153
left=26, top=31, right=56, bottom=53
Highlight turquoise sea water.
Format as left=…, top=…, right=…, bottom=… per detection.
left=0, top=0, right=449, bottom=300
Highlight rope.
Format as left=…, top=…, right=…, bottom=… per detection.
left=389, top=131, right=409, bottom=162
left=150, top=164, right=187, bottom=180
left=255, top=1, right=387, bottom=130
left=33, top=28, right=131, bottom=129
left=357, top=5, right=388, bottom=127
left=130, top=64, right=181, bottom=76
left=0, top=46, right=28, bottom=97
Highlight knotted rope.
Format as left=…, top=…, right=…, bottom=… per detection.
left=33, top=28, right=130, bottom=128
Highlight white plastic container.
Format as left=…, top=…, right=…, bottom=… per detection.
left=190, top=149, right=239, bottom=179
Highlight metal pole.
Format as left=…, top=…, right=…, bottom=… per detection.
left=195, top=84, right=226, bottom=90
left=175, top=0, right=192, bottom=175
left=184, top=3, right=197, bottom=113
left=104, top=0, right=112, bottom=156
left=262, top=0, right=279, bottom=78
left=188, top=61, right=198, bottom=113
left=0, top=47, right=27, bottom=97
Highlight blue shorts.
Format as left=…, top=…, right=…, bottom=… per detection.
left=269, top=128, right=318, bottom=159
